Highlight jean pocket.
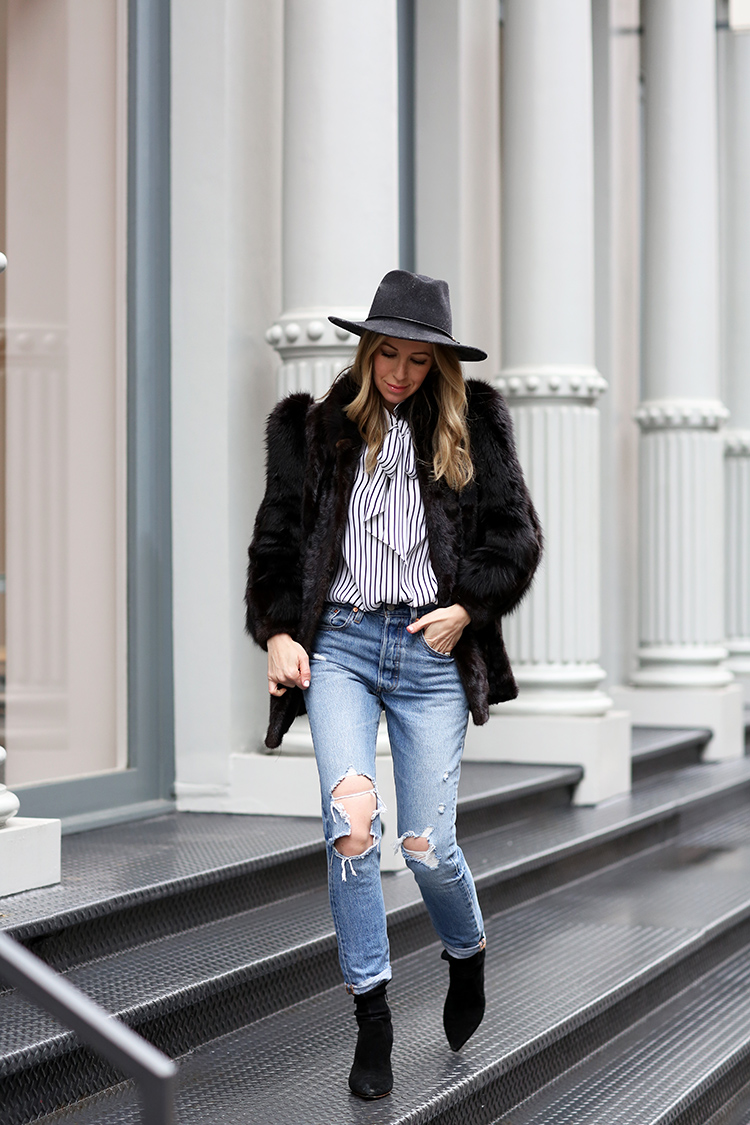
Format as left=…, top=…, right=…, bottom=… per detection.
left=319, top=604, right=362, bottom=631
left=419, top=632, right=454, bottom=659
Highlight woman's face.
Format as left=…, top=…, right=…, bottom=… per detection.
left=373, top=336, right=434, bottom=410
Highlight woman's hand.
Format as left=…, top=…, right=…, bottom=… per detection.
left=407, top=604, right=471, bottom=655
left=267, top=633, right=311, bottom=696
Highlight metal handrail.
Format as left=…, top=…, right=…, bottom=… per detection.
left=0, top=930, right=176, bottom=1124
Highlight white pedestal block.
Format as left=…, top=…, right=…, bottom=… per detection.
left=0, top=817, right=61, bottom=897
left=611, top=683, right=744, bottom=760
left=463, top=710, right=631, bottom=806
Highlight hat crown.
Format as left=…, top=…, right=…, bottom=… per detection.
left=368, top=270, right=453, bottom=337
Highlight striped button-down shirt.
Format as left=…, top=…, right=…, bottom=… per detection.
left=328, top=409, right=439, bottom=610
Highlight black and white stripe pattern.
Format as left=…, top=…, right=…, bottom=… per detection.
left=328, top=410, right=438, bottom=609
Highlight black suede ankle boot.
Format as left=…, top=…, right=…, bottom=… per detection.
left=348, top=981, right=394, bottom=1099
left=441, top=948, right=486, bottom=1051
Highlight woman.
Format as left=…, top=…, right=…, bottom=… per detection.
left=246, top=270, right=541, bottom=1100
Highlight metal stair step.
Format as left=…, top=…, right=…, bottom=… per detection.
left=493, top=942, right=750, bottom=1125
left=4, top=765, right=750, bottom=1122
left=631, top=725, right=713, bottom=782
left=29, top=793, right=750, bottom=1125
left=1, top=763, right=581, bottom=964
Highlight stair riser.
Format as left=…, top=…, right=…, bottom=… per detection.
left=455, top=784, right=577, bottom=837
left=632, top=743, right=705, bottom=783
left=474, top=814, right=680, bottom=917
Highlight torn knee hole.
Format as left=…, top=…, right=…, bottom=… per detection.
left=398, top=828, right=439, bottom=869
left=331, top=771, right=381, bottom=857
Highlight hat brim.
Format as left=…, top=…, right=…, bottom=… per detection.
left=328, top=315, right=487, bottom=363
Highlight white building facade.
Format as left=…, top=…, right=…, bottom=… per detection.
left=2, top=0, right=750, bottom=890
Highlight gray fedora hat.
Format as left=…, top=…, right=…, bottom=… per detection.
left=328, top=270, right=487, bottom=363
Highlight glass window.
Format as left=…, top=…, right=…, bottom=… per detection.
left=1, top=0, right=128, bottom=787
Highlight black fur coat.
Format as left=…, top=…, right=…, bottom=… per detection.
left=246, top=375, right=542, bottom=749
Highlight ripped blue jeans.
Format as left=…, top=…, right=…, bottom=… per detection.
left=305, top=602, right=485, bottom=994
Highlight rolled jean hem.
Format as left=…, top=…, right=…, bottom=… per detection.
left=345, top=967, right=392, bottom=996
left=442, top=935, right=486, bottom=960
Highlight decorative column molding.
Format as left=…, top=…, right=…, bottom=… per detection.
left=720, top=23, right=750, bottom=697
left=266, top=313, right=362, bottom=399
left=464, top=0, right=631, bottom=805
left=633, top=402, right=731, bottom=687
left=0, top=748, right=20, bottom=829
left=267, top=0, right=399, bottom=396
left=612, top=0, right=743, bottom=758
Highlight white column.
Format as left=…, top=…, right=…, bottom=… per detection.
left=266, top=0, right=400, bottom=396
left=720, top=23, right=750, bottom=701
left=414, top=0, right=501, bottom=378
left=464, top=0, right=631, bottom=805
left=612, top=0, right=744, bottom=758
left=256, top=2, right=404, bottom=868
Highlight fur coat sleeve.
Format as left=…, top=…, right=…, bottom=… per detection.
left=245, top=392, right=313, bottom=648
left=454, top=380, right=543, bottom=630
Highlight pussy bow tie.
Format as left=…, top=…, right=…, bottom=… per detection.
left=363, top=415, right=426, bottom=561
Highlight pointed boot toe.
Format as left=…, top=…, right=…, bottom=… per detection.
left=442, top=948, right=485, bottom=1052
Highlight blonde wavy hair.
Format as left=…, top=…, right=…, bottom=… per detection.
left=337, top=331, right=473, bottom=492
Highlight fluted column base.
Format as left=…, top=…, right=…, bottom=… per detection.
left=633, top=399, right=731, bottom=688
left=501, top=663, right=612, bottom=716
left=631, top=644, right=733, bottom=688
left=267, top=309, right=366, bottom=398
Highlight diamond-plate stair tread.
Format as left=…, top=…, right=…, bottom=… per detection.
left=11, top=800, right=750, bottom=1102
left=0, top=813, right=324, bottom=937
left=7, top=755, right=750, bottom=950
left=492, top=942, right=750, bottom=1125
left=631, top=725, right=712, bottom=761
left=0, top=764, right=578, bottom=940
left=33, top=838, right=750, bottom=1125
left=6, top=764, right=750, bottom=1061
left=702, top=1081, right=750, bottom=1125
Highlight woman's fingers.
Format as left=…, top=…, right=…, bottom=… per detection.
left=267, top=641, right=311, bottom=693
left=407, top=611, right=437, bottom=633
